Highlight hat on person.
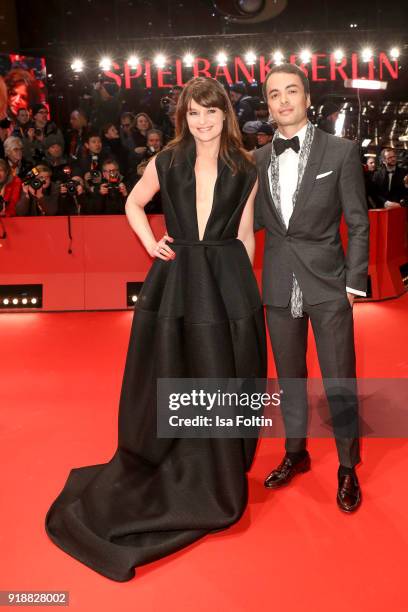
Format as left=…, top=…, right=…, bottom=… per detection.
left=242, top=120, right=273, bottom=135
left=31, top=103, right=48, bottom=117
left=256, top=122, right=274, bottom=135
left=44, top=133, right=62, bottom=149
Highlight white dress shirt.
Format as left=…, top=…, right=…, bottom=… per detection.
left=272, top=123, right=366, bottom=297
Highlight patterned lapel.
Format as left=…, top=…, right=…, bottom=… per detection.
left=259, top=143, right=286, bottom=229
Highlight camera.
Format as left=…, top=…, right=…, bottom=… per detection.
left=23, top=168, right=46, bottom=191
left=87, top=155, right=102, bottom=187
left=100, top=169, right=123, bottom=192
left=60, top=169, right=81, bottom=195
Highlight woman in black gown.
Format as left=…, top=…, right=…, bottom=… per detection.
left=45, top=77, right=267, bottom=582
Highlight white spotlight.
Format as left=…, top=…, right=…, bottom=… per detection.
left=132, top=295, right=138, bottom=303
left=12, top=298, right=18, bottom=305
left=70, top=58, right=84, bottom=73
left=300, top=49, right=312, bottom=63
left=154, top=54, right=166, bottom=69
left=390, top=47, right=400, bottom=60
left=22, top=298, right=28, bottom=305
left=244, top=51, right=257, bottom=65
left=31, top=298, right=37, bottom=305
left=183, top=53, right=195, bottom=67
left=99, top=57, right=112, bottom=71
left=3, top=298, right=9, bottom=305
left=362, top=47, right=373, bottom=62
left=216, top=51, right=228, bottom=66
left=127, top=55, right=140, bottom=69
left=333, top=49, right=344, bottom=62
left=272, top=50, right=284, bottom=64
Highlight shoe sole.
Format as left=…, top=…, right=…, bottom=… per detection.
left=264, top=462, right=311, bottom=489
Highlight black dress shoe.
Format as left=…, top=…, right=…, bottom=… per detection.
left=264, top=453, right=311, bottom=489
left=337, top=473, right=361, bottom=513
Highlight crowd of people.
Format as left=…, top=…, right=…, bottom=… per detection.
left=0, top=80, right=407, bottom=218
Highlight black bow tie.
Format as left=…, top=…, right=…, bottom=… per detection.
left=274, top=135, right=300, bottom=156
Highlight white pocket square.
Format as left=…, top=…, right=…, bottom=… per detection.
left=316, top=171, right=333, bottom=179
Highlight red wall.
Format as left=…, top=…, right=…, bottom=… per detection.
left=0, top=210, right=406, bottom=311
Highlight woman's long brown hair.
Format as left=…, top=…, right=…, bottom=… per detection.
left=165, top=77, right=253, bottom=175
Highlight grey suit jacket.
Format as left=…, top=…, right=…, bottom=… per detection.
left=253, top=128, right=369, bottom=306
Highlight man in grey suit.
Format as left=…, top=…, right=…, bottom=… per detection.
left=253, top=63, right=369, bottom=512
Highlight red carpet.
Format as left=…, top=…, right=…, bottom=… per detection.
left=1, top=294, right=408, bottom=611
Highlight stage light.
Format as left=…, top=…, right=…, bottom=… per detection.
left=70, top=58, right=84, bottom=73
left=183, top=53, right=195, bottom=67
left=126, top=282, right=144, bottom=307
left=154, top=54, right=167, bottom=69
left=300, top=49, right=311, bottom=64
left=362, top=47, right=373, bottom=62
left=349, top=23, right=358, bottom=28
left=333, top=49, right=344, bottom=62
left=31, top=298, right=37, bottom=305
left=390, top=47, right=400, bottom=60
left=0, top=284, right=42, bottom=309
left=99, top=57, right=112, bottom=71
left=344, top=78, right=387, bottom=90
left=272, top=50, right=284, bottom=64
left=244, top=50, right=257, bottom=65
left=216, top=51, right=228, bottom=66
left=127, top=55, right=140, bottom=69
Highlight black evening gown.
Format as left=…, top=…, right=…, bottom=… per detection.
left=44, top=139, right=267, bottom=582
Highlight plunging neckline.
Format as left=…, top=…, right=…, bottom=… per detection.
left=193, top=157, right=220, bottom=241
left=184, top=138, right=227, bottom=242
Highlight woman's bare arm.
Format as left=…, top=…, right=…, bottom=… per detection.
left=125, top=156, right=175, bottom=260
left=237, top=178, right=258, bottom=265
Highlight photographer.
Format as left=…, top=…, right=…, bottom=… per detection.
left=158, top=86, right=182, bottom=141
left=11, top=108, right=31, bottom=138
left=93, top=158, right=128, bottom=215
left=58, top=173, right=92, bottom=215
left=24, top=104, right=64, bottom=163
left=73, top=131, right=109, bottom=188
left=16, top=164, right=59, bottom=216
left=119, top=112, right=136, bottom=152
left=229, top=82, right=256, bottom=129
left=133, top=113, right=154, bottom=154
left=102, top=122, right=129, bottom=174
left=65, top=109, right=89, bottom=161
left=371, top=148, right=408, bottom=209
left=127, top=129, right=164, bottom=190
left=3, top=136, right=32, bottom=179
left=43, top=134, right=71, bottom=182
left=86, top=81, right=122, bottom=130
left=0, top=158, right=22, bottom=217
